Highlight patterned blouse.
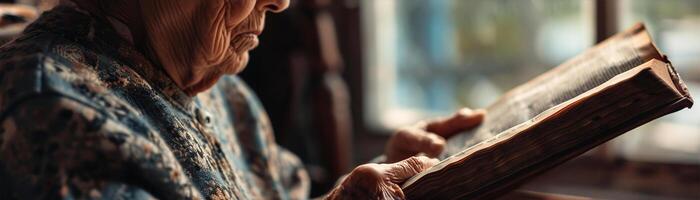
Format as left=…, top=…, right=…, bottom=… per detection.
left=0, top=6, right=309, bottom=200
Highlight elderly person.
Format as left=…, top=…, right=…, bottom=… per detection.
left=0, top=0, right=484, bottom=199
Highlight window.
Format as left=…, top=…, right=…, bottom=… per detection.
left=362, top=0, right=700, bottom=163
left=362, top=0, right=593, bottom=128
left=611, top=0, right=700, bottom=164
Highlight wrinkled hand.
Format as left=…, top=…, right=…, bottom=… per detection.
left=385, top=108, right=485, bottom=163
left=324, top=156, right=439, bottom=200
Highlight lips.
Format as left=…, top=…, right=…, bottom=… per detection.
left=230, top=10, right=264, bottom=52
left=241, top=29, right=262, bottom=36
left=230, top=32, right=259, bottom=52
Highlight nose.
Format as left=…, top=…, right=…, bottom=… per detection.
left=257, top=0, right=290, bottom=13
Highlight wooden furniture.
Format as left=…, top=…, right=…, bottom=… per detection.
left=241, top=0, right=353, bottom=195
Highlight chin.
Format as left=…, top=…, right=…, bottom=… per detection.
left=181, top=51, right=249, bottom=95
left=225, top=51, right=250, bottom=75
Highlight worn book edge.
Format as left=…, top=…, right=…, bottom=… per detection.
left=465, top=63, right=693, bottom=199
left=402, top=59, right=693, bottom=190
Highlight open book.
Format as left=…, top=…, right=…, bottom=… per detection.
left=401, top=23, right=694, bottom=199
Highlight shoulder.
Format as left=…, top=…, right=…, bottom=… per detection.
left=0, top=10, right=106, bottom=115
left=213, top=75, right=275, bottom=144
left=215, top=75, right=267, bottom=116
left=0, top=37, right=148, bottom=138
left=0, top=4, right=126, bottom=114
left=0, top=50, right=107, bottom=115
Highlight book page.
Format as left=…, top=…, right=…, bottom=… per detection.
left=444, top=24, right=663, bottom=157
left=403, top=59, right=691, bottom=197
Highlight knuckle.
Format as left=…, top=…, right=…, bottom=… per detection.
left=352, top=164, right=383, bottom=178
left=402, top=157, right=425, bottom=172
left=405, top=156, right=422, bottom=164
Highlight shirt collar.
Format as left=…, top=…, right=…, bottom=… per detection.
left=115, top=44, right=196, bottom=114
left=50, top=5, right=196, bottom=113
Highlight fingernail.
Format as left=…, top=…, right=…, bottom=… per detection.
left=416, top=155, right=439, bottom=165
left=428, top=158, right=440, bottom=166
left=432, top=138, right=445, bottom=146
left=457, top=108, right=473, bottom=116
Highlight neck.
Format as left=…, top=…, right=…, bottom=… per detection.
left=60, top=0, right=197, bottom=96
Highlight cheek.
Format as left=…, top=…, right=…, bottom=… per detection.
left=196, top=2, right=238, bottom=65
left=203, top=0, right=256, bottom=65
left=226, top=0, right=257, bottom=28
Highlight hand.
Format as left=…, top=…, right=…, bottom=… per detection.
left=324, top=156, right=439, bottom=200
left=384, top=108, right=485, bottom=163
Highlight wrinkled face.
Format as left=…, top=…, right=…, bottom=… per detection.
left=139, top=0, right=288, bottom=93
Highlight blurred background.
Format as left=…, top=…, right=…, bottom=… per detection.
left=1, top=0, right=698, bottom=199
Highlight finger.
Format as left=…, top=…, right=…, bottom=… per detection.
left=419, top=133, right=445, bottom=158
left=425, top=108, right=486, bottom=138
left=385, top=156, right=439, bottom=184
left=337, top=163, right=403, bottom=199
left=387, top=128, right=446, bottom=162
left=398, top=128, right=446, bottom=157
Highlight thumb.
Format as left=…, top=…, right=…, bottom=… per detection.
left=426, top=108, right=485, bottom=138
left=385, top=156, right=439, bottom=184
